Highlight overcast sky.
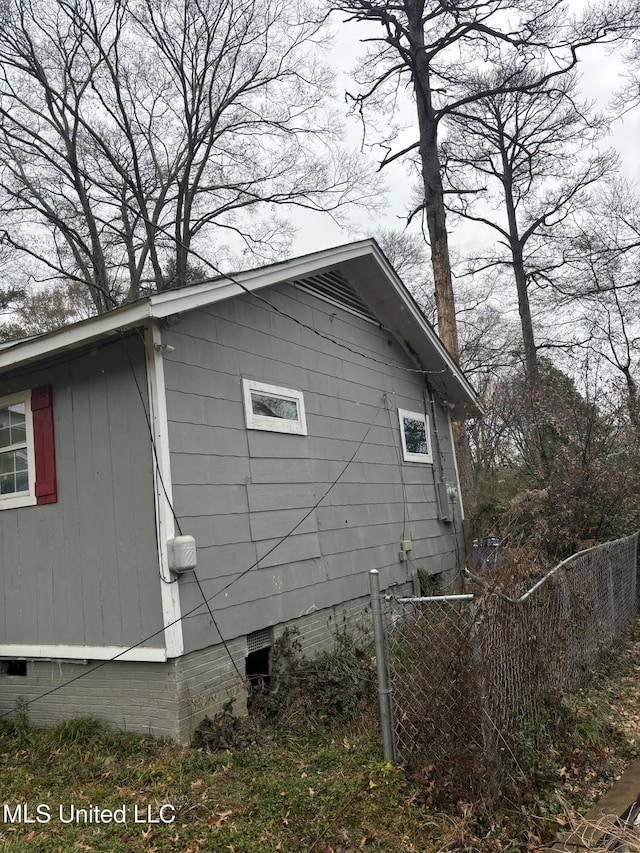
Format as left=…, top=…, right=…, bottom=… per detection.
left=291, top=16, right=640, bottom=260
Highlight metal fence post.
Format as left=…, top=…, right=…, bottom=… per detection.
left=369, top=569, right=395, bottom=762
left=466, top=597, right=498, bottom=797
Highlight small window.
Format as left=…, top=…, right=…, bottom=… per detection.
left=0, top=386, right=56, bottom=510
left=242, top=380, right=307, bottom=435
left=0, top=391, right=36, bottom=508
left=398, top=408, right=432, bottom=464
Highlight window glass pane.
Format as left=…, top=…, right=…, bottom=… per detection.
left=8, top=403, right=25, bottom=421
left=14, top=471, right=29, bottom=492
left=403, top=416, right=428, bottom=455
left=14, top=449, right=28, bottom=472
left=0, top=427, right=11, bottom=449
left=0, top=403, right=26, bottom=448
left=0, top=473, right=14, bottom=494
left=251, top=393, right=298, bottom=421
left=0, top=450, right=29, bottom=494
left=10, top=424, right=26, bottom=445
left=0, top=452, right=13, bottom=475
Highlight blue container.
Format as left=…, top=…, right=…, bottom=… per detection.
left=473, top=537, right=501, bottom=570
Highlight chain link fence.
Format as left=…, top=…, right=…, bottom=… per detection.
left=373, top=533, right=638, bottom=796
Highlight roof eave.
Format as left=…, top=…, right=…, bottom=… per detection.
left=333, top=246, right=482, bottom=419
left=0, top=301, right=153, bottom=376
left=0, top=240, right=481, bottom=419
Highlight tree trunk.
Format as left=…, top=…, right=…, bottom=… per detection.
left=624, top=369, right=640, bottom=432
left=502, top=171, right=539, bottom=387
left=406, top=0, right=476, bottom=522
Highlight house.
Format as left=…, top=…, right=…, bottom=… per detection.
left=0, top=239, right=478, bottom=741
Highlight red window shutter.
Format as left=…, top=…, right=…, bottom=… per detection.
left=31, top=385, right=57, bottom=505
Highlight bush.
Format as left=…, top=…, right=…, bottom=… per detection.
left=0, top=697, right=32, bottom=748
left=255, top=629, right=375, bottom=725
left=470, top=360, right=640, bottom=560
left=192, top=700, right=262, bottom=752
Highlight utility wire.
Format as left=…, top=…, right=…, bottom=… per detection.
left=214, top=275, right=448, bottom=377
left=0, top=404, right=381, bottom=719
left=193, top=571, right=245, bottom=682
left=2, top=147, right=455, bottom=382
left=0, top=148, right=463, bottom=717
left=120, top=330, right=181, bottom=584
left=121, top=326, right=244, bottom=677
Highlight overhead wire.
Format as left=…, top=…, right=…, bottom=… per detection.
left=212, top=272, right=449, bottom=378
left=0, top=148, right=469, bottom=718
left=122, top=326, right=245, bottom=680
left=0, top=231, right=461, bottom=718
left=2, top=144, right=455, bottom=382
left=0, top=401, right=382, bottom=719
left=0, top=60, right=474, bottom=853
left=192, top=572, right=245, bottom=682
left=1, top=217, right=462, bottom=714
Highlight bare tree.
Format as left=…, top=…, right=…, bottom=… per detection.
left=335, top=0, right=634, bottom=361
left=332, top=0, right=636, bottom=515
left=612, top=35, right=640, bottom=113
left=0, top=0, right=374, bottom=312
left=372, top=228, right=520, bottom=385
left=551, top=179, right=640, bottom=428
left=442, top=67, right=616, bottom=388
left=0, top=280, right=95, bottom=340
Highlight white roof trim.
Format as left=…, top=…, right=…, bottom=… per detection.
left=0, top=301, right=152, bottom=374
left=148, top=240, right=384, bottom=316
left=0, top=240, right=479, bottom=416
left=0, top=643, right=167, bottom=662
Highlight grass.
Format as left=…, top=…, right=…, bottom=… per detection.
left=0, top=625, right=639, bottom=852
left=0, top=719, right=435, bottom=852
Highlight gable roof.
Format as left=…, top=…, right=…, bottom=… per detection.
left=0, top=239, right=480, bottom=417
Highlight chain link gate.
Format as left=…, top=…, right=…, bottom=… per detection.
left=370, top=533, right=639, bottom=796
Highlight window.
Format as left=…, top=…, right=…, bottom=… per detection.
left=0, top=390, right=35, bottom=507
left=0, top=386, right=56, bottom=510
left=242, top=380, right=307, bottom=435
left=398, top=408, right=432, bottom=464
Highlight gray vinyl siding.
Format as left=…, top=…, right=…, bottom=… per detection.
left=0, top=338, right=163, bottom=651
left=163, top=283, right=464, bottom=655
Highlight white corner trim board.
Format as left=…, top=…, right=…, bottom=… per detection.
left=0, top=644, right=168, bottom=663
left=447, top=411, right=465, bottom=521
left=145, top=323, right=184, bottom=658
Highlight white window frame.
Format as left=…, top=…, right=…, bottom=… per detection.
left=398, top=408, right=433, bottom=464
left=242, top=379, right=308, bottom=436
left=0, top=389, right=36, bottom=509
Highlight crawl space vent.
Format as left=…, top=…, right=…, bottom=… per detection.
left=293, top=270, right=377, bottom=323
left=247, top=628, right=272, bottom=654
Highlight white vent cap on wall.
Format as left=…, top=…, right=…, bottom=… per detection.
left=168, top=535, right=197, bottom=573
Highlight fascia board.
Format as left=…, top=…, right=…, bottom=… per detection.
left=148, top=239, right=381, bottom=319
left=0, top=239, right=480, bottom=418
left=0, top=302, right=153, bottom=376
left=323, top=249, right=482, bottom=417
left=360, top=248, right=479, bottom=405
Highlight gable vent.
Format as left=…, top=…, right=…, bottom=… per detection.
left=292, top=270, right=377, bottom=323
